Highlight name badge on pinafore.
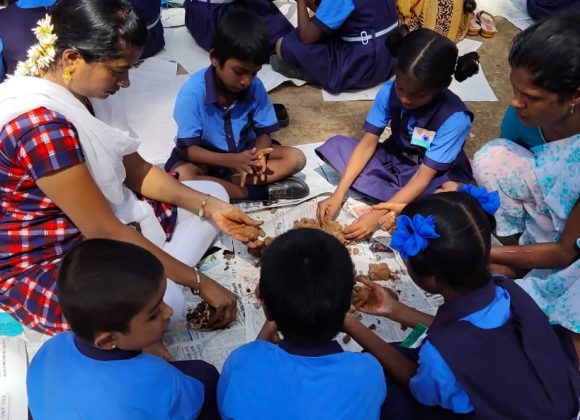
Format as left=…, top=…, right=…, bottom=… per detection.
left=410, top=127, right=436, bottom=150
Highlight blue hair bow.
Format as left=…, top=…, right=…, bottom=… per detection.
left=390, top=214, right=440, bottom=260
left=458, top=185, right=500, bottom=215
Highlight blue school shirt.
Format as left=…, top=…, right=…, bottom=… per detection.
left=364, top=80, right=472, bottom=171
left=500, top=105, right=545, bottom=149
left=313, top=0, right=355, bottom=32
left=409, top=286, right=512, bottom=413
left=173, top=66, right=279, bottom=153
left=218, top=339, right=387, bottom=420
left=27, top=332, right=205, bottom=420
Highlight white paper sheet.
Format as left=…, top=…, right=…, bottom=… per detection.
left=322, top=38, right=497, bottom=102
left=257, top=64, right=307, bottom=92
left=0, top=337, right=28, bottom=420
left=162, top=27, right=211, bottom=74
left=161, top=7, right=185, bottom=28
left=123, top=70, right=189, bottom=165
left=137, top=57, right=178, bottom=75
left=321, top=84, right=384, bottom=102
left=273, top=0, right=298, bottom=28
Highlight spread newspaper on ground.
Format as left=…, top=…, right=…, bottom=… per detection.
left=164, top=196, right=442, bottom=370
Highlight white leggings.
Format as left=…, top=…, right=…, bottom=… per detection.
left=159, top=181, right=229, bottom=323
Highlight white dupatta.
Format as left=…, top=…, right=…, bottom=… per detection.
left=0, top=76, right=164, bottom=244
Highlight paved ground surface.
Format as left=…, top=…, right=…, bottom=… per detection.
left=269, top=16, right=520, bottom=158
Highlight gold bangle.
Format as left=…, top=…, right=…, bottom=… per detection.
left=192, top=268, right=201, bottom=295
left=198, top=193, right=211, bottom=218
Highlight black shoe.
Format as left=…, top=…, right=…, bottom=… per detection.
left=274, top=103, right=289, bottom=128
left=267, top=176, right=310, bottom=201
left=269, top=55, right=313, bottom=83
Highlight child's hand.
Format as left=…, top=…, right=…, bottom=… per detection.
left=373, top=202, right=406, bottom=232
left=317, top=194, right=342, bottom=223
left=343, top=210, right=384, bottom=241
left=353, top=276, right=400, bottom=318
left=250, top=147, right=274, bottom=182
left=231, top=148, right=259, bottom=187
left=257, top=320, right=281, bottom=343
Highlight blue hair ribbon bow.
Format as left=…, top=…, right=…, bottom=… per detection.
left=458, top=185, right=500, bottom=215
left=390, top=214, right=440, bottom=260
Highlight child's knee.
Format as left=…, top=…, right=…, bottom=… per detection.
left=174, top=163, right=204, bottom=181
left=290, top=147, right=307, bottom=172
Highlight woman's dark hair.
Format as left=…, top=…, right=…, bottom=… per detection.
left=211, top=10, right=270, bottom=66
left=259, top=228, right=354, bottom=346
left=51, top=0, right=147, bottom=63
left=386, top=26, right=479, bottom=89
left=400, top=192, right=494, bottom=291
left=509, top=13, right=580, bottom=100
left=57, top=239, right=164, bottom=342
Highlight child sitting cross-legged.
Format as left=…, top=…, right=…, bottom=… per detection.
left=346, top=189, right=580, bottom=419
left=165, top=10, right=308, bottom=202
left=217, top=228, right=387, bottom=419
left=27, top=239, right=220, bottom=420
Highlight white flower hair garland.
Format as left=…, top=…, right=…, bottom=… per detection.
left=14, top=14, right=58, bottom=77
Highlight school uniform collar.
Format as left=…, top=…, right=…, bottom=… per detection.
left=73, top=335, right=141, bottom=361
left=16, top=0, right=55, bottom=9
left=203, top=66, right=254, bottom=106
left=429, top=280, right=497, bottom=331
left=278, top=339, right=343, bottom=356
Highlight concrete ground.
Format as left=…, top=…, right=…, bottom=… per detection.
left=270, top=17, right=520, bottom=158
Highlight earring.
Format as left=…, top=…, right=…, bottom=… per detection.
left=63, top=68, right=72, bottom=85
left=571, top=104, right=576, bottom=115
left=111, top=344, right=116, bottom=350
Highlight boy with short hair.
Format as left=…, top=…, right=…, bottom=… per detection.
left=165, top=10, right=308, bottom=202
left=27, top=239, right=220, bottom=420
left=217, top=228, right=387, bottom=419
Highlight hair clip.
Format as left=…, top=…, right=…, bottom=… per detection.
left=390, top=214, right=440, bottom=260
left=458, top=185, right=500, bottom=215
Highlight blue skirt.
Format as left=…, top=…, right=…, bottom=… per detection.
left=185, top=0, right=293, bottom=52
left=315, top=135, right=473, bottom=202
left=280, top=32, right=394, bottom=93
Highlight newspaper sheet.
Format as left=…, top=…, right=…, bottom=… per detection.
left=0, top=337, right=28, bottom=420
left=165, top=196, right=441, bottom=370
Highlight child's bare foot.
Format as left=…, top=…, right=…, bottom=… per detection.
left=143, top=342, right=174, bottom=362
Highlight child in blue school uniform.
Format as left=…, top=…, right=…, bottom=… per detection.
left=217, top=228, right=388, bottom=419
left=0, top=0, right=162, bottom=82
left=130, top=0, right=166, bottom=58
left=27, top=239, right=220, bottom=420
left=316, top=27, right=480, bottom=241
left=270, top=0, right=398, bottom=93
left=347, top=189, right=580, bottom=419
left=165, top=10, right=308, bottom=201
left=0, top=0, right=55, bottom=81
left=183, top=0, right=293, bottom=52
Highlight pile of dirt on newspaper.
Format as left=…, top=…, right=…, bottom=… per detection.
left=249, top=218, right=348, bottom=258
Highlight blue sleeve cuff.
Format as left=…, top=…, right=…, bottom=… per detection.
left=362, top=121, right=384, bottom=136
left=422, top=156, right=452, bottom=171
left=254, top=122, right=280, bottom=135
left=175, top=136, right=203, bottom=148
